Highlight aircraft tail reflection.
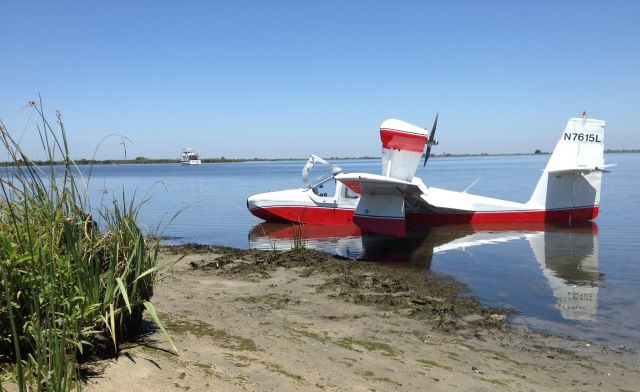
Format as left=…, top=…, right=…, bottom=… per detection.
left=248, top=222, right=601, bottom=321
left=527, top=226, right=601, bottom=320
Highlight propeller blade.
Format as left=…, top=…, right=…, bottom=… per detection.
left=424, top=145, right=432, bottom=167
left=423, top=113, right=438, bottom=167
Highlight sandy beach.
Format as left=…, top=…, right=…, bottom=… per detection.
left=84, top=246, right=640, bottom=391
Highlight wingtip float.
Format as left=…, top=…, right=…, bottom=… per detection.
left=247, top=114, right=612, bottom=236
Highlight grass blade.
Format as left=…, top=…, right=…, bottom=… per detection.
left=115, top=277, right=132, bottom=314
left=143, top=301, right=178, bottom=355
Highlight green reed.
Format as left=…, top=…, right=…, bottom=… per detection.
left=0, top=101, right=176, bottom=391
left=291, top=223, right=307, bottom=250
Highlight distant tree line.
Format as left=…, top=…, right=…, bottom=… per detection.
left=604, top=148, right=640, bottom=153
left=1, top=149, right=636, bottom=167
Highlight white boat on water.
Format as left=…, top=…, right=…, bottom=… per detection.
left=180, top=148, right=201, bottom=165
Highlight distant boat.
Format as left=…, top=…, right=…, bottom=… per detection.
left=180, top=148, right=201, bottom=165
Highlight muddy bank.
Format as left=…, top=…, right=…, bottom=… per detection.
left=85, top=245, right=640, bottom=391
left=176, top=245, right=507, bottom=331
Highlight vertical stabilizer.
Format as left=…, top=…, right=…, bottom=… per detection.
left=527, top=116, right=607, bottom=221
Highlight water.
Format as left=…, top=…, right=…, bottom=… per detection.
left=69, top=153, right=640, bottom=348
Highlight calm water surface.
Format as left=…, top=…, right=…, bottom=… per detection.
left=73, top=153, right=640, bottom=349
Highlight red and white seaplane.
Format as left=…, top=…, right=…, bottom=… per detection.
left=247, top=113, right=612, bottom=236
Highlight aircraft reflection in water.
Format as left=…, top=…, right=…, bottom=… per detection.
left=249, top=223, right=366, bottom=259
left=248, top=222, right=602, bottom=321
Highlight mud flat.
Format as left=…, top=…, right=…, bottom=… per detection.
left=84, top=246, right=640, bottom=391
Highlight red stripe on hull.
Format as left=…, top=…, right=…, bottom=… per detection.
left=249, top=206, right=356, bottom=224
left=353, top=215, right=406, bottom=237
left=251, top=205, right=599, bottom=231
left=380, top=129, right=427, bottom=152
left=406, top=206, right=599, bottom=226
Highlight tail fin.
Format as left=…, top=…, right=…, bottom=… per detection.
left=527, top=115, right=609, bottom=218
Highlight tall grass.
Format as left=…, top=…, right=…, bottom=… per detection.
left=291, top=224, right=307, bottom=250
left=0, top=101, right=175, bottom=391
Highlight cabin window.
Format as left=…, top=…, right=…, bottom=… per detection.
left=343, top=186, right=359, bottom=199
left=312, top=179, right=336, bottom=198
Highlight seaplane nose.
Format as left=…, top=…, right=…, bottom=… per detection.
left=246, top=194, right=260, bottom=210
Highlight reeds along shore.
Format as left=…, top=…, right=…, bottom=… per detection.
left=0, top=102, right=175, bottom=391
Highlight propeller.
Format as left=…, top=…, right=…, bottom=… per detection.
left=423, top=113, right=439, bottom=167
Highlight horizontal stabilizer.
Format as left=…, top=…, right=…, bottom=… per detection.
left=548, top=164, right=616, bottom=174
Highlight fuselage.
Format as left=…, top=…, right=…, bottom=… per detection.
left=246, top=178, right=599, bottom=227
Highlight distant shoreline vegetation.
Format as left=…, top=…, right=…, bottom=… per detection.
left=1, top=149, right=637, bottom=166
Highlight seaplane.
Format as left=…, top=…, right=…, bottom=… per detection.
left=247, top=113, right=613, bottom=236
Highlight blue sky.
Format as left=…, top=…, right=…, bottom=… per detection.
left=1, top=1, right=638, bottom=159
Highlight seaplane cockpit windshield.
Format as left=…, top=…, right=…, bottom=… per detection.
left=302, top=154, right=342, bottom=190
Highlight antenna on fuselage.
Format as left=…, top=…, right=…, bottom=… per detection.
left=463, top=176, right=482, bottom=193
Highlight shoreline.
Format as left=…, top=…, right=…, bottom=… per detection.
left=2, top=150, right=637, bottom=167
left=84, top=245, right=639, bottom=391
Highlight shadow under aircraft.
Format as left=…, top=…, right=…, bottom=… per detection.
left=248, top=222, right=602, bottom=321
